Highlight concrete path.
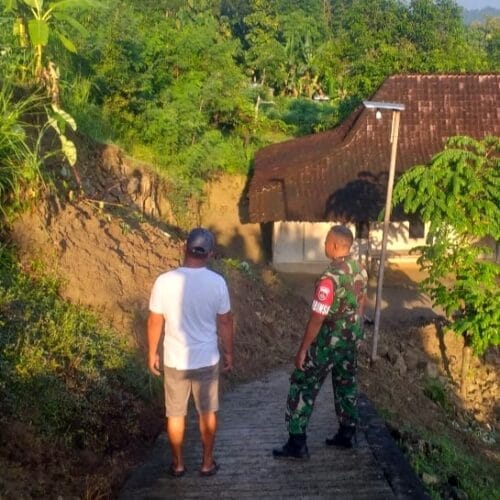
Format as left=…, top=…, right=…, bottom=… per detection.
left=277, top=262, right=443, bottom=328
left=119, top=370, right=428, bottom=500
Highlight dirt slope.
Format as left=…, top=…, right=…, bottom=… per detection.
left=11, top=200, right=179, bottom=346
left=9, top=198, right=307, bottom=379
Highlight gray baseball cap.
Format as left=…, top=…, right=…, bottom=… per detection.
left=186, top=228, right=215, bottom=256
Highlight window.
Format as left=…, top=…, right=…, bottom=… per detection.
left=409, top=217, right=425, bottom=239
left=355, top=221, right=370, bottom=239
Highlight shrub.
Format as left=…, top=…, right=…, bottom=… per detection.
left=0, top=246, right=160, bottom=452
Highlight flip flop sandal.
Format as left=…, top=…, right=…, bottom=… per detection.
left=169, top=464, right=186, bottom=478
left=199, top=461, right=220, bottom=477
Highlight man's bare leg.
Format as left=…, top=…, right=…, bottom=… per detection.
left=167, top=416, right=186, bottom=471
left=199, top=411, right=217, bottom=471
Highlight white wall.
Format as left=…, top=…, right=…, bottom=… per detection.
left=369, top=221, right=428, bottom=253
left=272, top=221, right=428, bottom=273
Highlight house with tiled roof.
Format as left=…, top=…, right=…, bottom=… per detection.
left=247, top=74, right=500, bottom=271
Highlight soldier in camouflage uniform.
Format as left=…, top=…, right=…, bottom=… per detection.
left=273, top=225, right=368, bottom=459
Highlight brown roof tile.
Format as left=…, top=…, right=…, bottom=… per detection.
left=248, top=74, right=500, bottom=223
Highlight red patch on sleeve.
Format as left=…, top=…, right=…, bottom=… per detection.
left=314, top=278, right=334, bottom=306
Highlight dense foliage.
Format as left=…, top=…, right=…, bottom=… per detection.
left=0, top=87, right=39, bottom=217
left=0, top=246, right=159, bottom=452
left=401, top=426, right=499, bottom=500
left=393, top=136, right=499, bottom=355
left=393, top=135, right=500, bottom=389
left=2, top=0, right=498, bottom=215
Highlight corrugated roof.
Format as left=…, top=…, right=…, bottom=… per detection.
left=247, top=74, right=500, bottom=223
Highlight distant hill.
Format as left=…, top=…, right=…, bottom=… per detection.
left=464, top=7, right=500, bottom=24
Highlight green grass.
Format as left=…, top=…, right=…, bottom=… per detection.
left=397, top=427, right=499, bottom=500
left=0, top=246, right=161, bottom=453
left=0, top=85, right=42, bottom=220
left=214, top=258, right=256, bottom=280
left=422, top=376, right=453, bottom=413
left=392, top=377, right=498, bottom=499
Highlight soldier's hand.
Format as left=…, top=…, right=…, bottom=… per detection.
left=294, top=349, right=306, bottom=370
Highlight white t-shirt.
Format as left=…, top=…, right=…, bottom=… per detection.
left=149, top=266, right=231, bottom=370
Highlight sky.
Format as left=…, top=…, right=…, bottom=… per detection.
left=456, top=0, right=500, bottom=9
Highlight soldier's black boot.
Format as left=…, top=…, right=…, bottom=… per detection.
left=325, top=425, right=357, bottom=448
left=272, top=433, right=310, bottom=460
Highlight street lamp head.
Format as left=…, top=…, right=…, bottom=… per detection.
left=375, top=109, right=382, bottom=120
left=363, top=100, right=405, bottom=111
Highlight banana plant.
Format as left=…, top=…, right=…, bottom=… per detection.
left=3, top=0, right=100, bottom=80
left=3, top=0, right=101, bottom=181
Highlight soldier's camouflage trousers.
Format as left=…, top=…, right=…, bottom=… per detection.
left=285, top=324, right=359, bottom=435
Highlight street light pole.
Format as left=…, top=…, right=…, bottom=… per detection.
left=362, top=101, right=405, bottom=363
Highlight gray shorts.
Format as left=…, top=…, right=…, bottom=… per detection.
left=164, top=363, right=219, bottom=417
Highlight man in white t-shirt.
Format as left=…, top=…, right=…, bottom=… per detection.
left=147, top=228, right=234, bottom=478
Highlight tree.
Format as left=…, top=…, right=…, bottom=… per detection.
left=279, top=10, right=325, bottom=97
left=327, top=0, right=412, bottom=98
left=483, top=16, right=500, bottom=68
left=407, top=0, right=488, bottom=71
left=243, top=1, right=286, bottom=88
left=3, top=0, right=101, bottom=84
left=1, top=0, right=98, bottom=188
left=468, top=16, right=500, bottom=70
left=393, top=136, right=500, bottom=396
